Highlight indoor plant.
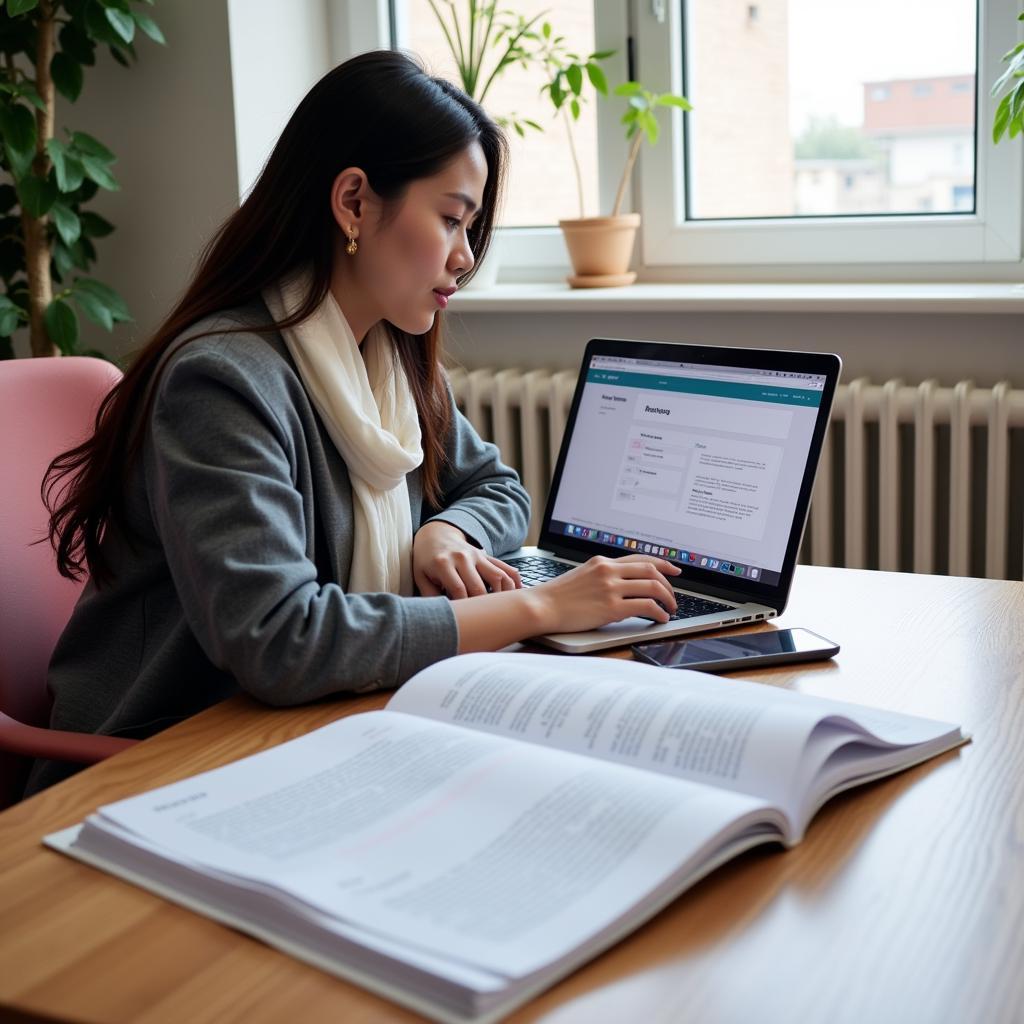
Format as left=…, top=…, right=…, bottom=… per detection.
left=991, top=11, right=1024, bottom=144
left=426, top=0, right=546, bottom=135
left=0, top=0, right=163, bottom=359
left=550, top=78, right=691, bottom=288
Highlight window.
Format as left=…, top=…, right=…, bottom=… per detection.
left=637, top=0, right=1023, bottom=268
left=346, top=1, right=1023, bottom=277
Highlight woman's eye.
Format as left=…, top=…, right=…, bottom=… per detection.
left=444, top=216, right=461, bottom=231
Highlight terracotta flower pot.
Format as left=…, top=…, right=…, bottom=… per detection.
left=557, top=213, right=640, bottom=288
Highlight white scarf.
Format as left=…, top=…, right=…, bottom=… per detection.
left=262, top=271, right=423, bottom=595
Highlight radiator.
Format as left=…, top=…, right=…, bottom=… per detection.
left=448, top=368, right=1024, bottom=581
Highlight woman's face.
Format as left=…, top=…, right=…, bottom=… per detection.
left=333, top=142, right=488, bottom=340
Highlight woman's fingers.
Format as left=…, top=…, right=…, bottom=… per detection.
left=437, top=552, right=518, bottom=599
left=414, top=570, right=445, bottom=597
left=613, top=575, right=677, bottom=614
left=615, top=554, right=682, bottom=576
left=487, top=556, right=522, bottom=590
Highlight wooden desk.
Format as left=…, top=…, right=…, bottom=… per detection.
left=1, top=566, right=1022, bottom=1023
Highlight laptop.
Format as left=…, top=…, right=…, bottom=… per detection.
left=503, top=338, right=842, bottom=653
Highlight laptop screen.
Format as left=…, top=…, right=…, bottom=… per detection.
left=547, top=351, right=830, bottom=589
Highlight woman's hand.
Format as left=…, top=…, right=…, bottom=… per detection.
left=528, top=554, right=682, bottom=633
left=413, top=521, right=522, bottom=598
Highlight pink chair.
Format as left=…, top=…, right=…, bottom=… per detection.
left=0, top=356, right=138, bottom=807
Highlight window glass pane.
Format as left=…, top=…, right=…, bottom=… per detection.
left=396, top=0, right=600, bottom=226
left=683, top=0, right=978, bottom=219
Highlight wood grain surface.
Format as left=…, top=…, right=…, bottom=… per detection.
left=1, top=565, right=1022, bottom=1024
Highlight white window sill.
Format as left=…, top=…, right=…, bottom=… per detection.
left=451, top=281, right=1024, bottom=315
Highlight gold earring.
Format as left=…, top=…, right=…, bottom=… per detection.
left=346, top=232, right=358, bottom=256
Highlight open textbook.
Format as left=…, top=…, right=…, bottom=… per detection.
left=46, top=652, right=967, bottom=1024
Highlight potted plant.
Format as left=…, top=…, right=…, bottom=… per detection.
left=547, top=76, right=691, bottom=287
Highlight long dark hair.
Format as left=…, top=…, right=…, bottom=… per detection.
left=46, top=50, right=507, bottom=584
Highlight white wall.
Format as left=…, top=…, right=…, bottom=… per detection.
left=226, top=0, right=332, bottom=199
left=446, top=310, right=1024, bottom=387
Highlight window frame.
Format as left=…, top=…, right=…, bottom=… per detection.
left=634, top=0, right=1024, bottom=270
left=337, top=0, right=1024, bottom=279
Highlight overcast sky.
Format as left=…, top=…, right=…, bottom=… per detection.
left=788, top=0, right=977, bottom=131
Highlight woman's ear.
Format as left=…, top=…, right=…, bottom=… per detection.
left=330, top=167, right=370, bottom=239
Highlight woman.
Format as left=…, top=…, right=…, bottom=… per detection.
left=29, top=51, right=680, bottom=794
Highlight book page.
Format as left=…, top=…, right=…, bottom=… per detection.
left=82, top=709, right=776, bottom=980
left=388, top=653, right=961, bottom=819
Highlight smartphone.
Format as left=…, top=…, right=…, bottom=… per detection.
left=631, top=628, right=839, bottom=673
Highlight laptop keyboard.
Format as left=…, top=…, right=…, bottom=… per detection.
left=505, top=556, right=574, bottom=586
left=504, top=556, right=733, bottom=621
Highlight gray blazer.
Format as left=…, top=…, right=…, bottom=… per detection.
left=26, top=302, right=530, bottom=794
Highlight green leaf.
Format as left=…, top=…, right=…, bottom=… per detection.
left=7, top=0, right=40, bottom=14
left=513, top=121, right=524, bottom=137
left=0, top=103, right=37, bottom=180
left=642, top=109, right=659, bottom=144
left=0, top=295, right=23, bottom=337
left=586, top=62, right=608, bottom=95
left=104, top=7, right=135, bottom=44
left=85, top=1, right=123, bottom=47
left=15, top=82, right=47, bottom=112
left=79, top=210, right=114, bottom=237
left=566, top=63, right=583, bottom=95
left=131, top=9, right=165, bottom=44
left=70, top=131, right=115, bottom=163
left=993, top=95, right=1011, bottom=143
left=50, top=202, right=81, bottom=246
left=52, top=240, right=75, bottom=280
left=590, top=49, right=616, bottom=60
left=110, top=40, right=135, bottom=65
left=59, top=21, right=97, bottom=65
left=44, top=298, right=79, bottom=354
left=46, top=138, right=86, bottom=192
left=72, top=284, right=114, bottom=329
left=614, top=81, right=642, bottom=97
left=80, top=154, right=120, bottom=190
left=75, top=276, right=131, bottom=322
left=17, top=173, right=57, bottom=217
left=51, top=52, right=84, bottom=102
left=657, top=93, right=692, bottom=110
left=570, top=97, right=580, bottom=119
left=1011, top=81, right=1024, bottom=123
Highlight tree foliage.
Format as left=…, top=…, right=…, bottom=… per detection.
left=794, top=116, right=877, bottom=161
